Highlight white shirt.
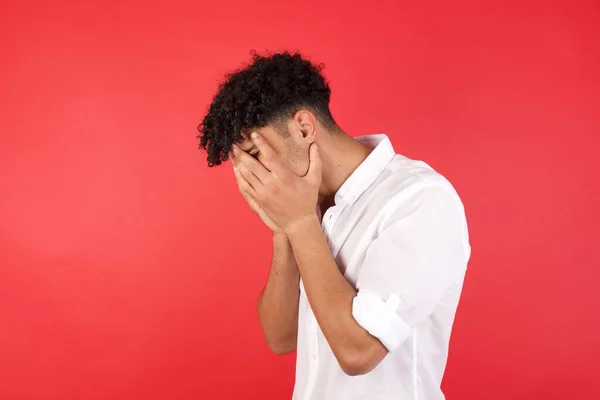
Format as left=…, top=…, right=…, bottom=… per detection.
left=292, top=134, right=471, bottom=400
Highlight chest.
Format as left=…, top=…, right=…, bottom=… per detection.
left=319, top=198, right=385, bottom=287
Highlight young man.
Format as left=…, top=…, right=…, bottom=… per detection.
left=198, top=52, right=470, bottom=400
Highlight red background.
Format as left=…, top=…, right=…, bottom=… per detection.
left=1, top=1, right=599, bottom=399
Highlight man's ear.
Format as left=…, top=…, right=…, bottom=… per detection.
left=291, top=109, right=317, bottom=144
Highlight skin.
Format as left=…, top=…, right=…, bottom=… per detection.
left=229, top=110, right=388, bottom=376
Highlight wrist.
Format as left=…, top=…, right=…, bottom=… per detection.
left=284, top=215, right=321, bottom=237
left=273, top=231, right=289, bottom=244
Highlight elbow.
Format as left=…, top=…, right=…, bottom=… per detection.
left=264, top=334, right=297, bottom=355
left=267, top=340, right=296, bottom=355
left=337, top=339, right=389, bottom=376
left=339, top=358, right=373, bottom=376
left=338, top=349, right=378, bottom=376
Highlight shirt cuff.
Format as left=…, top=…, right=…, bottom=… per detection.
left=351, top=289, right=412, bottom=352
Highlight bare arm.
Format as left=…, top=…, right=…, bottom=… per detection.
left=231, top=154, right=300, bottom=355
left=285, top=217, right=387, bottom=375
left=257, top=233, right=300, bottom=354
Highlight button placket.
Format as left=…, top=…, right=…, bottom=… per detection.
left=303, top=312, right=320, bottom=400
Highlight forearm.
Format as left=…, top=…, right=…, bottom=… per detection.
left=285, top=217, right=386, bottom=374
left=257, top=233, right=300, bottom=354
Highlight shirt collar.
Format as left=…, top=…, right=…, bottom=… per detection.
left=334, top=134, right=396, bottom=206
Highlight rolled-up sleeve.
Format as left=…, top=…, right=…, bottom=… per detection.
left=351, top=185, right=469, bottom=352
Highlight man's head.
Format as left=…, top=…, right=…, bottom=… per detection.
left=197, top=51, right=339, bottom=175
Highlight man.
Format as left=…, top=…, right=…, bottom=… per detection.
left=197, top=51, right=470, bottom=400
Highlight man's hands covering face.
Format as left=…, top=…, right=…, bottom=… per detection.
left=230, top=132, right=322, bottom=234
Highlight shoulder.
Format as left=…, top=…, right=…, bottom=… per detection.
left=368, top=155, right=471, bottom=260
left=375, top=154, right=466, bottom=221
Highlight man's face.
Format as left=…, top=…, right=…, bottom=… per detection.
left=237, top=123, right=310, bottom=177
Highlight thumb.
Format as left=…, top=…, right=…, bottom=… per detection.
left=306, top=143, right=322, bottom=183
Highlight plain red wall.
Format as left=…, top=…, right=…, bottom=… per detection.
left=1, top=0, right=599, bottom=399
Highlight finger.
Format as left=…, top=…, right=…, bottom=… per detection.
left=234, top=170, right=251, bottom=199
left=244, top=191, right=261, bottom=212
left=236, top=178, right=261, bottom=211
left=249, top=132, right=290, bottom=178
left=237, top=161, right=263, bottom=191
left=234, top=164, right=258, bottom=199
left=306, top=143, right=322, bottom=183
left=231, top=143, right=271, bottom=183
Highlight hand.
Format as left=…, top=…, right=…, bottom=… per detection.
left=233, top=166, right=282, bottom=233
left=230, top=132, right=322, bottom=233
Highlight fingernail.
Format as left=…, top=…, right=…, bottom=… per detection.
left=251, top=132, right=258, bottom=140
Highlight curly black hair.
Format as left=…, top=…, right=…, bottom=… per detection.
left=197, top=51, right=337, bottom=167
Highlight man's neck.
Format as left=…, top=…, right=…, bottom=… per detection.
left=317, top=131, right=373, bottom=206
